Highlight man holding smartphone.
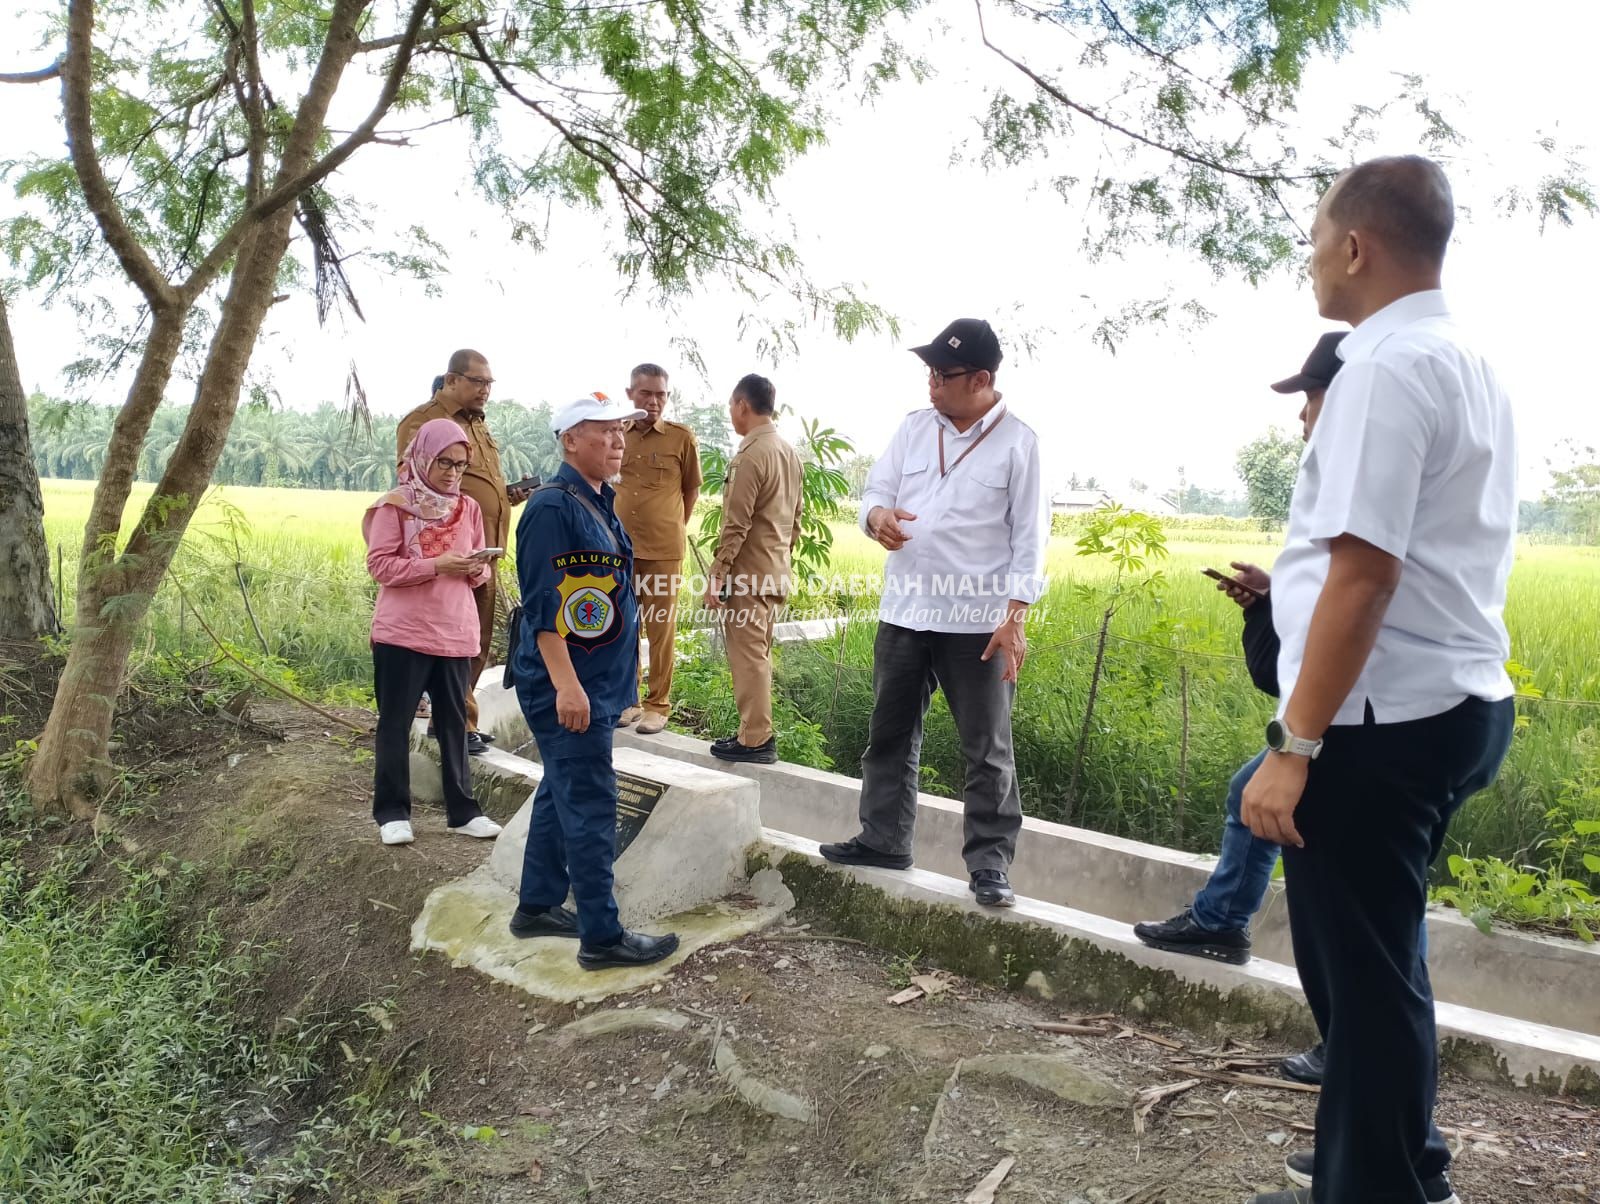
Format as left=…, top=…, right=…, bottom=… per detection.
left=399, top=350, right=533, bottom=754
left=1133, top=330, right=1345, bottom=1085
left=1243, top=157, right=1516, bottom=1204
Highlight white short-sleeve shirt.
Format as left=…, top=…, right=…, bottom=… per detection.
left=1271, top=290, right=1517, bottom=725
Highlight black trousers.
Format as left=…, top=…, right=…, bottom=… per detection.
left=856, top=622, right=1023, bottom=873
left=1282, top=695, right=1514, bottom=1203
left=371, top=642, right=481, bottom=827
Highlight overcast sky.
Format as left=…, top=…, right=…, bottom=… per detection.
left=4, top=0, right=1598, bottom=499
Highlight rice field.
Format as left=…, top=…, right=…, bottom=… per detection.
left=38, top=479, right=1600, bottom=867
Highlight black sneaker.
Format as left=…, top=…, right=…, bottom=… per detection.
left=1132, top=908, right=1252, bottom=965
left=818, top=837, right=913, bottom=871
left=578, top=930, right=681, bottom=970
left=1284, top=1151, right=1459, bottom=1202
left=1279, top=1042, right=1325, bottom=1085
left=970, top=869, right=1016, bottom=908
left=710, top=736, right=777, bottom=764
left=709, top=734, right=740, bottom=751
left=509, top=904, right=580, bottom=939
left=466, top=731, right=492, bottom=757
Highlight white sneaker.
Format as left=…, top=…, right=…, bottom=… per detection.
left=449, top=816, right=503, bottom=839
left=379, top=821, right=415, bottom=845
left=636, top=711, right=668, bottom=735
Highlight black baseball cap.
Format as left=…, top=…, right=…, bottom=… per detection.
left=1270, top=331, right=1348, bottom=394
left=910, top=318, right=1003, bottom=374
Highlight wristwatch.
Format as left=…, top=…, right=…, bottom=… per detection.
left=1266, top=718, right=1323, bottom=760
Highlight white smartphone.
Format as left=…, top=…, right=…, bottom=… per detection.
left=471, top=547, right=505, bottom=560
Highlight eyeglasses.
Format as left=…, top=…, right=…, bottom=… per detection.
left=928, top=367, right=981, bottom=386
left=433, top=457, right=470, bottom=473
left=452, top=373, right=495, bottom=389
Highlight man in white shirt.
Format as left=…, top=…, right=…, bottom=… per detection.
left=1241, top=157, right=1517, bottom=1204
left=819, top=319, right=1049, bottom=908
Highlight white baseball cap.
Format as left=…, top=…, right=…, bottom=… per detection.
left=551, top=391, right=647, bottom=436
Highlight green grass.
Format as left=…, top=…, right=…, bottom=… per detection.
left=0, top=841, right=255, bottom=1202
left=38, top=480, right=1600, bottom=875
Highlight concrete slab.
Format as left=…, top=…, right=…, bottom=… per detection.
left=759, top=830, right=1600, bottom=1099
left=466, top=669, right=1600, bottom=1040
left=411, top=734, right=764, bottom=926
left=410, top=866, right=790, bottom=1004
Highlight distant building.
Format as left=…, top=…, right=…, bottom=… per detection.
left=1050, top=488, right=1116, bottom=513
left=1050, top=487, right=1178, bottom=516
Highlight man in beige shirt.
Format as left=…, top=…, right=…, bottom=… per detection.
left=397, top=349, right=531, bottom=754
left=703, top=373, right=803, bottom=764
left=613, top=363, right=702, bottom=736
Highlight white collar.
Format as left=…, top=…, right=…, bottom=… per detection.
left=1339, top=290, right=1449, bottom=363
left=933, top=401, right=1006, bottom=438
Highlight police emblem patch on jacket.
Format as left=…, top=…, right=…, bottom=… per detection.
left=552, top=550, right=627, bottom=647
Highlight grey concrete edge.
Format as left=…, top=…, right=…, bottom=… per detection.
left=757, top=829, right=1600, bottom=1097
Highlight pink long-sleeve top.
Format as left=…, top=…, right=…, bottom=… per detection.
left=364, top=496, right=493, bottom=658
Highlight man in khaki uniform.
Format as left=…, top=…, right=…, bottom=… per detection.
left=703, top=373, right=803, bottom=765
left=397, top=349, right=531, bottom=753
left=614, top=363, right=702, bottom=736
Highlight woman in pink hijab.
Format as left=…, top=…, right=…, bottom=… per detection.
left=363, top=418, right=504, bottom=846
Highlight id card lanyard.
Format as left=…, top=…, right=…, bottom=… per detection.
left=937, top=409, right=1006, bottom=478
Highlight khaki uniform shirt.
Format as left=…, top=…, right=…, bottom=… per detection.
left=615, top=417, right=703, bottom=561
left=711, top=420, right=804, bottom=598
left=396, top=392, right=511, bottom=548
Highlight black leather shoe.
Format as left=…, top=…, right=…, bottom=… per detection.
left=509, top=905, right=580, bottom=939
left=466, top=731, right=491, bottom=757
left=1132, top=908, right=1252, bottom=965
left=1283, top=1150, right=1458, bottom=1202
left=818, top=837, right=913, bottom=871
left=970, top=869, right=1016, bottom=908
left=710, top=736, right=777, bottom=764
left=578, top=929, right=681, bottom=971
left=1279, top=1042, right=1325, bottom=1085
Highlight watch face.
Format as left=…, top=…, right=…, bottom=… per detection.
left=1266, top=719, right=1286, bottom=750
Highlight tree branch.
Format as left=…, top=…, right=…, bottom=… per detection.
left=358, top=18, right=487, bottom=53
left=62, top=0, right=176, bottom=310
left=180, top=0, right=432, bottom=304
left=975, top=0, right=1324, bottom=187
left=0, top=58, right=63, bottom=84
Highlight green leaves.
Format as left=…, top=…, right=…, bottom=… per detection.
left=1234, top=426, right=1301, bottom=524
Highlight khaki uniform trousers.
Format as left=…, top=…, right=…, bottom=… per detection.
left=633, top=558, right=681, bottom=716
left=722, top=594, right=784, bottom=746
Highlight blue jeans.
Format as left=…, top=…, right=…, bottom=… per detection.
left=1190, top=748, right=1429, bottom=960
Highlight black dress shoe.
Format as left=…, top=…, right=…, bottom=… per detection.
left=1283, top=1150, right=1458, bottom=1202
left=970, top=869, right=1016, bottom=908
left=1132, top=908, right=1252, bottom=965
left=818, top=837, right=913, bottom=871
left=578, top=929, right=681, bottom=971
left=710, top=736, right=777, bottom=764
left=466, top=731, right=491, bottom=757
left=509, top=905, right=580, bottom=939
left=1279, top=1042, right=1326, bottom=1085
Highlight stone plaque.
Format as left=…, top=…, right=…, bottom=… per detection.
left=615, top=773, right=666, bottom=853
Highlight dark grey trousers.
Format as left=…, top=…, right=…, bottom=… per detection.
left=856, top=622, right=1022, bottom=873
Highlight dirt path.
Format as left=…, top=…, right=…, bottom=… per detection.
left=11, top=668, right=1595, bottom=1204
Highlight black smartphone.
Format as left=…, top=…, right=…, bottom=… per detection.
left=507, top=475, right=541, bottom=493
left=1201, top=566, right=1266, bottom=600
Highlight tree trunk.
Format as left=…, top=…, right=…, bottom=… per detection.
left=0, top=291, right=58, bottom=640
left=28, top=0, right=374, bottom=816
left=28, top=221, right=297, bottom=815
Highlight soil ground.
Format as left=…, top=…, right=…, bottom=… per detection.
left=6, top=648, right=1597, bottom=1203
